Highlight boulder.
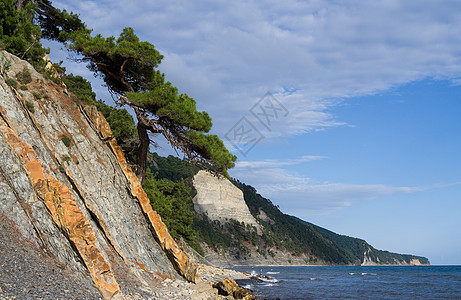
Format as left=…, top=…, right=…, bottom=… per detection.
left=212, top=278, right=257, bottom=299
left=213, top=278, right=239, bottom=296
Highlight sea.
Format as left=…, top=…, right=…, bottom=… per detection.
left=232, top=265, right=461, bottom=299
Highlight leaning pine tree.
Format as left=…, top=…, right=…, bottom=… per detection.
left=57, top=26, right=236, bottom=182
left=17, top=0, right=236, bottom=181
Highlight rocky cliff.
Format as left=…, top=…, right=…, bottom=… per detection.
left=0, top=51, right=241, bottom=299
left=192, top=170, right=260, bottom=230
left=189, top=171, right=430, bottom=267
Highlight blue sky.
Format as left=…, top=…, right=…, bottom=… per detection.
left=48, top=0, right=461, bottom=264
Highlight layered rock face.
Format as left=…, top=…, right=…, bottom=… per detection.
left=361, top=247, right=426, bottom=266
left=192, top=170, right=260, bottom=229
left=0, top=51, right=197, bottom=299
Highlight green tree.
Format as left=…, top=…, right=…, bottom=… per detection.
left=3, top=1, right=236, bottom=182
left=33, top=0, right=85, bottom=41
left=0, top=0, right=48, bottom=65
left=60, top=26, right=236, bottom=182
left=149, top=152, right=200, bottom=182
left=62, top=73, right=96, bottom=103
left=142, top=169, right=197, bottom=242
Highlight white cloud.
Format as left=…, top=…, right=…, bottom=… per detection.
left=51, top=1, right=461, bottom=141
left=230, top=157, right=431, bottom=215
left=235, top=155, right=326, bottom=168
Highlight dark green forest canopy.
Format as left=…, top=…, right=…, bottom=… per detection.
left=143, top=169, right=197, bottom=243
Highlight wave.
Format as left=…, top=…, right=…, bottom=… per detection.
left=248, top=271, right=279, bottom=283
left=259, top=277, right=279, bottom=283
left=266, top=271, right=280, bottom=274
left=349, top=272, right=377, bottom=276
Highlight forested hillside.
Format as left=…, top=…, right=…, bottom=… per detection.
left=146, top=154, right=430, bottom=265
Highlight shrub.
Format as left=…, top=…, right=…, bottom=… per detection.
left=1, top=56, right=11, bottom=72
left=58, top=165, right=65, bottom=173
left=143, top=170, right=197, bottom=241
left=61, top=155, right=71, bottom=162
left=20, top=85, right=28, bottom=90
left=62, top=74, right=96, bottom=104
left=16, top=67, right=32, bottom=84
left=32, top=92, right=41, bottom=99
left=5, top=78, right=17, bottom=87
left=43, top=69, right=62, bottom=84
left=25, top=101, right=35, bottom=113
left=61, top=134, right=71, bottom=147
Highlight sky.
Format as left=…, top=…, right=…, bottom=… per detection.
left=47, top=0, right=461, bottom=265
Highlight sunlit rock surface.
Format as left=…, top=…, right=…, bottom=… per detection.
left=0, top=51, right=198, bottom=299
left=192, top=170, right=260, bottom=230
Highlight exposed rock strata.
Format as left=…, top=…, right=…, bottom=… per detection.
left=0, top=50, right=199, bottom=298
left=193, top=170, right=260, bottom=229
left=0, top=213, right=102, bottom=299
left=82, top=105, right=198, bottom=283
left=361, top=247, right=425, bottom=266
left=0, top=123, right=121, bottom=299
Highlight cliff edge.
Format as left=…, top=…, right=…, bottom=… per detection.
left=193, top=170, right=260, bottom=230
left=0, top=51, right=218, bottom=299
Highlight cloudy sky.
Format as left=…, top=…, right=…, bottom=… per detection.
left=48, top=0, right=461, bottom=264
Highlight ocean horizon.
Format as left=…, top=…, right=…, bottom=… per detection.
left=233, top=265, right=461, bottom=299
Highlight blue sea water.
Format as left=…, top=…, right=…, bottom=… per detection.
left=232, top=265, right=461, bottom=299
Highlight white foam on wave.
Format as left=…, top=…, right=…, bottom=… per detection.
left=264, top=283, right=275, bottom=287
left=349, top=272, right=377, bottom=276
left=259, top=277, right=279, bottom=283
left=266, top=271, right=280, bottom=274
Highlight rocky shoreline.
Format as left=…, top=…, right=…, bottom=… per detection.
left=0, top=213, right=257, bottom=300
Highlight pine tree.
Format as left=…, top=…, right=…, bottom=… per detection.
left=0, top=0, right=47, bottom=64
left=21, top=1, right=236, bottom=181
left=60, top=26, right=236, bottom=181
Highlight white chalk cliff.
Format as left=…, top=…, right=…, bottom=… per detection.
left=192, top=170, right=260, bottom=230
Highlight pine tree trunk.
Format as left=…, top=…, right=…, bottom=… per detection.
left=136, top=121, right=149, bottom=183
left=16, top=0, right=23, bottom=10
